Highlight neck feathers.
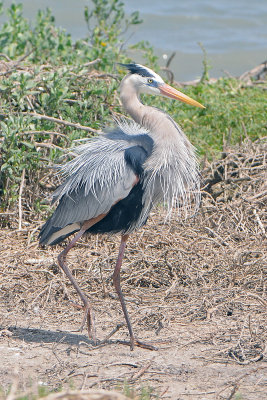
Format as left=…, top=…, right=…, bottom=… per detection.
left=119, top=75, right=200, bottom=223
left=119, top=76, right=145, bottom=125
left=119, top=75, right=178, bottom=141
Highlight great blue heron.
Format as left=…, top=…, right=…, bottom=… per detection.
left=39, top=63, right=205, bottom=350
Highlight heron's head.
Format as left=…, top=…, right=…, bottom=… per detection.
left=119, top=63, right=205, bottom=109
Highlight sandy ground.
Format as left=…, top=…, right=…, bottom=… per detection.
left=0, top=138, right=266, bottom=399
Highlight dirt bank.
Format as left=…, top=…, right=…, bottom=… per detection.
left=0, top=138, right=266, bottom=399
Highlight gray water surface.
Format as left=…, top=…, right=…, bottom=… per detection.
left=1, top=0, right=266, bottom=80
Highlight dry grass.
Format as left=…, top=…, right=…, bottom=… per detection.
left=0, top=137, right=266, bottom=399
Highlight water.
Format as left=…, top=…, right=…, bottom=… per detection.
left=1, top=0, right=267, bottom=81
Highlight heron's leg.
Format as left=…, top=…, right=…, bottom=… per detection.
left=113, top=234, right=135, bottom=347
left=57, top=214, right=108, bottom=339
left=58, top=227, right=95, bottom=339
left=113, top=234, right=158, bottom=351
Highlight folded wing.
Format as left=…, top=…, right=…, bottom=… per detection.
left=39, top=129, right=153, bottom=245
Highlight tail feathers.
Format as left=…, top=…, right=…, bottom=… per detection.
left=39, top=219, right=80, bottom=246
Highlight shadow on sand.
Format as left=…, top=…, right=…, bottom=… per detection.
left=2, top=325, right=94, bottom=346
left=1, top=325, right=138, bottom=350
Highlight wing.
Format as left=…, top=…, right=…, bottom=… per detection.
left=39, top=129, right=153, bottom=245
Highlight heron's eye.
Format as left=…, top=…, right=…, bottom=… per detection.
left=147, top=78, right=153, bottom=84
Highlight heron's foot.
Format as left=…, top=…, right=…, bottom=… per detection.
left=132, top=338, right=158, bottom=351
left=69, top=299, right=96, bottom=342
left=81, top=302, right=96, bottom=341
left=99, top=323, right=124, bottom=344
left=69, top=299, right=84, bottom=311
left=115, top=337, right=158, bottom=351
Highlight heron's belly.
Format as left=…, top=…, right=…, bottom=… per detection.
left=87, top=181, right=148, bottom=235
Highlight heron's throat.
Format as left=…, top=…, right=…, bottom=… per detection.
left=119, top=80, right=175, bottom=137
left=120, top=88, right=146, bottom=127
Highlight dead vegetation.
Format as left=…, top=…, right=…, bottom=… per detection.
left=0, top=137, right=266, bottom=399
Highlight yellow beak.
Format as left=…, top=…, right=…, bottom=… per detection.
left=159, top=83, right=205, bottom=109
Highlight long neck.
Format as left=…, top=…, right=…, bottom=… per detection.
left=119, top=75, right=198, bottom=201
left=120, top=78, right=147, bottom=126
left=120, top=76, right=180, bottom=142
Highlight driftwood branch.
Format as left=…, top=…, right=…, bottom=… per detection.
left=239, top=60, right=267, bottom=83
left=175, top=60, right=267, bottom=87
left=22, top=112, right=99, bottom=134
left=161, top=52, right=176, bottom=84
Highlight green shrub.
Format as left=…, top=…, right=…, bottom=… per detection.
left=0, top=1, right=266, bottom=214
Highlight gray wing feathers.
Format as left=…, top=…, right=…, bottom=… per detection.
left=49, top=137, right=137, bottom=228
left=40, top=124, right=154, bottom=245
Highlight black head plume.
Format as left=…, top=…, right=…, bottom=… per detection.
left=118, top=63, right=155, bottom=78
